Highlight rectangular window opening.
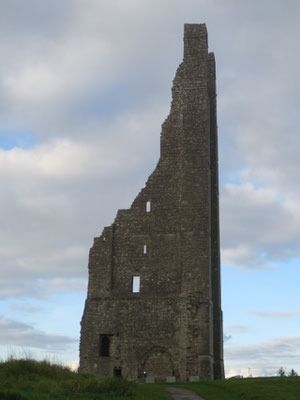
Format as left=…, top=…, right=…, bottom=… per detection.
left=99, top=334, right=111, bottom=357
left=146, top=201, right=151, bottom=212
left=132, top=275, right=140, bottom=293
left=143, top=244, right=147, bottom=254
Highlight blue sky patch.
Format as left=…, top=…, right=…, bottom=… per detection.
left=0, top=131, right=36, bottom=150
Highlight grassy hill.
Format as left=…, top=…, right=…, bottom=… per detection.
left=173, top=377, right=300, bottom=400
left=0, top=359, right=299, bottom=400
left=0, top=358, right=171, bottom=400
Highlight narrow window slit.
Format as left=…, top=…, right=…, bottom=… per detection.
left=146, top=201, right=151, bottom=212
left=132, top=276, right=140, bottom=293
left=143, top=245, right=147, bottom=254
left=99, top=334, right=110, bottom=357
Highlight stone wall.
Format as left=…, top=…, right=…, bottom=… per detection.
left=79, top=23, right=224, bottom=381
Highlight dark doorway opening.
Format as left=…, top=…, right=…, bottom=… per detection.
left=99, top=334, right=110, bottom=357
left=114, top=367, right=122, bottom=378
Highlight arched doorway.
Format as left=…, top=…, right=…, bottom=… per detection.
left=143, top=349, right=174, bottom=380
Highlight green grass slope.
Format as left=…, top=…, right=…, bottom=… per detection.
left=0, top=359, right=172, bottom=400
left=173, top=377, right=300, bottom=400
left=1, top=359, right=299, bottom=400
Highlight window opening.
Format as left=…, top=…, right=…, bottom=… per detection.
left=132, top=276, right=140, bottom=293
left=143, top=244, right=147, bottom=254
left=146, top=201, right=151, bottom=212
left=99, top=334, right=110, bottom=357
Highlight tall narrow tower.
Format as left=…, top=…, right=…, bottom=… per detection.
left=80, top=23, right=224, bottom=381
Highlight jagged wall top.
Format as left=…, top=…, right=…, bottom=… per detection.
left=80, top=23, right=224, bottom=381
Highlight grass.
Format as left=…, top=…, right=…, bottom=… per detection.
left=0, top=358, right=172, bottom=400
left=0, top=359, right=299, bottom=400
left=171, top=377, right=300, bottom=400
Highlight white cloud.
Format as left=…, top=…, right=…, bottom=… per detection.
left=0, top=1, right=298, bottom=301
left=225, top=325, right=248, bottom=334
left=225, top=363, right=278, bottom=378
left=225, top=336, right=300, bottom=377
left=226, top=336, right=300, bottom=362
left=221, top=183, right=300, bottom=268
left=10, top=304, right=42, bottom=313
left=0, top=315, right=77, bottom=350
left=0, top=139, right=121, bottom=179
left=0, top=279, right=86, bottom=299
left=0, top=119, right=159, bottom=298
left=250, top=311, right=300, bottom=318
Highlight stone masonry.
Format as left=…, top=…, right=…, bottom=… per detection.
left=79, top=23, right=224, bottom=381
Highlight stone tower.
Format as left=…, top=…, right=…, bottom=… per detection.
left=80, top=23, right=224, bottom=381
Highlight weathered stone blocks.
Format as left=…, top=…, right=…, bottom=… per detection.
left=79, top=23, right=224, bottom=381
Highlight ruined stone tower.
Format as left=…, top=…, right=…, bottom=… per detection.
left=80, top=23, right=224, bottom=381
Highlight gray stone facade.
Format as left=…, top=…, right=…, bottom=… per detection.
left=79, top=23, right=224, bottom=381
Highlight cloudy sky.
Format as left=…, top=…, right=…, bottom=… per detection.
left=0, top=0, right=299, bottom=377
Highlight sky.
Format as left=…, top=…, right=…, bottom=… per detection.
left=0, top=0, right=299, bottom=378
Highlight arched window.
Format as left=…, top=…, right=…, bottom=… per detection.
left=99, top=334, right=110, bottom=357
left=146, top=201, right=151, bottom=212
